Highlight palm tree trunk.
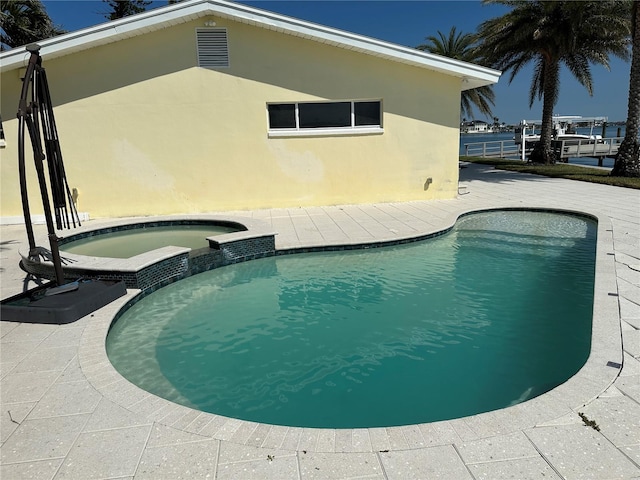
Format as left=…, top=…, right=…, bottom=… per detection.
left=530, top=60, right=559, bottom=165
left=612, top=1, right=640, bottom=177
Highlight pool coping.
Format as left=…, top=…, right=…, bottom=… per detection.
left=76, top=205, right=622, bottom=453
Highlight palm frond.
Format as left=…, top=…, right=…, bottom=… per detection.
left=417, top=26, right=495, bottom=119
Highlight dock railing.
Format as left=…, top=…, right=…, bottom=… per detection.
left=463, top=140, right=522, bottom=160
left=464, top=136, right=625, bottom=163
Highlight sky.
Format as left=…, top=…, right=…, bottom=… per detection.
left=40, top=0, right=631, bottom=125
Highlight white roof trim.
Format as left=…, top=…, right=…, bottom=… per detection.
left=0, top=0, right=500, bottom=89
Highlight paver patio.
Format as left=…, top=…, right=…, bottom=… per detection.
left=1, top=163, right=639, bottom=479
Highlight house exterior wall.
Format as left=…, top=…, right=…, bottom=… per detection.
left=0, top=16, right=461, bottom=219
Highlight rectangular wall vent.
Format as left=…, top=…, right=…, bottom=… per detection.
left=196, top=28, right=229, bottom=69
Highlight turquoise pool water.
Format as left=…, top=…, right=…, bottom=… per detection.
left=61, top=224, right=238, bottom=258
left=106, top=211, right=596, bottom=428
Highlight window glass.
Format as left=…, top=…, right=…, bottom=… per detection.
left=268, top=104, right=296, bottom=129
left=267, top=100, right=382, bottom=132
left=354, top=101, right=381, bottom=126
left=299, top=102, right=351, bottom=128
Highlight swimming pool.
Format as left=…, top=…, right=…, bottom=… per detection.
left=106, top=210, right=596, bottom=428
left=60, top=221, right=243, bottom=258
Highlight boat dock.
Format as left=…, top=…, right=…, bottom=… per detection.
left=463, top=136, right=624, bottom=165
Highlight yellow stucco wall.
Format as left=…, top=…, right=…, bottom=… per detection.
left=0, top=16, right=461, bottom=219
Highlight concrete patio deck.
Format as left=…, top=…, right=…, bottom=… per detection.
left=1, top=163, right=639, bottom=479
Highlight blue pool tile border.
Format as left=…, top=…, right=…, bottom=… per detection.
left=275, top=207, right=597, bottom=256
left=107, top=207, right=599, bottom=318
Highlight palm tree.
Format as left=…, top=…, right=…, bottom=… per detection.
left=417, top=26, right=495, bottom=120
left=612, top=1, right=640, bottom=178
left=103, top=0, right=151, bottom=21
left=477, top=0, right=631, bottom=164
left=0, top=0, right=66, bottom=51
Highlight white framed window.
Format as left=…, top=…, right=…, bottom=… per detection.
left=267, top=100, right=383, bottom=137
left=196, top=28, right=229, bottom=69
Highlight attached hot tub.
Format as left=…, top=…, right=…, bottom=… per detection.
left=19, top=216, right=277, bottom=291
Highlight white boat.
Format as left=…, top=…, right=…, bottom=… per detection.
left=461, top=120, right=494, bottom=134
left=514, top=115, right=607, bottom=145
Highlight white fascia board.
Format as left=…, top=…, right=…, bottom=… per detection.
left=0, top=2, right=208, bottom=72
left=0, top=0, right=501, bottom=88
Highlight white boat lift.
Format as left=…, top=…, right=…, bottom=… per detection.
left=552, top=137, right=623, bottom=165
